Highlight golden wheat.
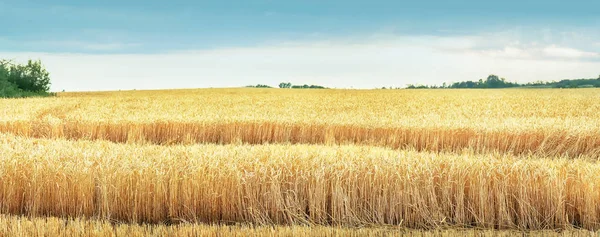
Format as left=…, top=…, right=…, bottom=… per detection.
left=1, top=88, right=599, bottom=157
left=0, top=134, right=599, bottom=230
left=2, top=88, right=599, bottom=234
left=0, top=215, right=597, bottom=237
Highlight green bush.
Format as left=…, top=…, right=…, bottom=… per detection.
left=246, top=84, right=272, bottom=88
left=0, top=59, right=53, bottom=98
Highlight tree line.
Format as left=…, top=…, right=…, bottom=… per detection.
left=406, top=74, right=600, bottom=89
left=0, top=59, right=54, bottom=98
left=246, top=82, right=327, bottom=89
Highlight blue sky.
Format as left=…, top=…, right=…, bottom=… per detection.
left=1, top=0, right=599, bottom=91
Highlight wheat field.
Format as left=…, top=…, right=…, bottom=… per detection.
left=1, top=215, right=598, bottom=237
left=1, top=88, right=599, bottom=235
left=1, top=89, right=599, bottom=157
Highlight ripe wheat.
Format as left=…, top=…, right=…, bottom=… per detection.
left=0, top=134, right=599, bottom=230
left=0, top=215, right=597, bottom=237
left=1, top=88, right=599, bottom=234
left=0, top=88, right=599, bottom=157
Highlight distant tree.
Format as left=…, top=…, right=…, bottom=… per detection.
left=406, top=84, right=430, bottom=89
left=292, top=84, right=307, bottom=88
left=0, top=65, right=21, bottom=97
left=0, top=59, right=53, bottom=98
left=569, top=81, right=579, bottom=88
left=446, top=75, right=520, bottom=89
left=6, top=60, right=51, bottom=92
left=278, top=82, right=292, bottom=88
left=247, top=84, right=272, bottom=88
left=465, top=81, right=476, bottom=88
left=427, top=74, right=600, bottom=89
left=286, top=84, right=327, bottom=89
left=0, top=61, right=8, bottom=79
left=485, top=75, right=503, bottom=88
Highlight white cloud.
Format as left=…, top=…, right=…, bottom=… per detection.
left=469, top=45, right=599, bottom=61
left=472, top=46, right=533, bottom=59
left=542, top=45, right=599, bottom=59
left=2, top=34, right=600, bottom=91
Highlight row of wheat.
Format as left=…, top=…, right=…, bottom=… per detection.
left=0, top=134, right=599, bottom=230
left=2, top=89, right=598, bottom=158
left=0, top=215, right=595, bottom=237
left=1, top=120, right=598, bottom=158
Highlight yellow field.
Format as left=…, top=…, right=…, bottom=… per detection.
left=1, top=88, right=599, bottom=235
left=1, top=89, right=599, bottom=157
left=4, top=215, right=599, bottom=237
left=1, top=215, right=598, bottom=237
left=2, top=133, right=599, bottom=229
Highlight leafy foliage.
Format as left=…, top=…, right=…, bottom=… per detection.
left=0, top=59, right=54, bottom=98
left=246, top=84, right=272, bottom=88
left=407, top=74, right=600, bottom=89
left=278, top=82, right=326, bottom=89
left=278, top=82, right=292, bottom=88
left=291, top=84, right=326, bottom=89
left=547, top=79, right=600, bottom=88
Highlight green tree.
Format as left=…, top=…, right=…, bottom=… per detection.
left=0, top=59, right=53, bottom=98
left=6, top=60, right=51, bottom=92
left=247, top=84, right=272, bottom=88
left=279, top=82, right=292, bottom=88
left=0, top=63, right=22, bottom=97
left=485, top=75, right=503, bottom=88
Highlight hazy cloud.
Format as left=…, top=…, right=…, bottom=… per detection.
left=542, top=45, right=599, bottom=59
left=3, top=32, right=599, bottom=92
